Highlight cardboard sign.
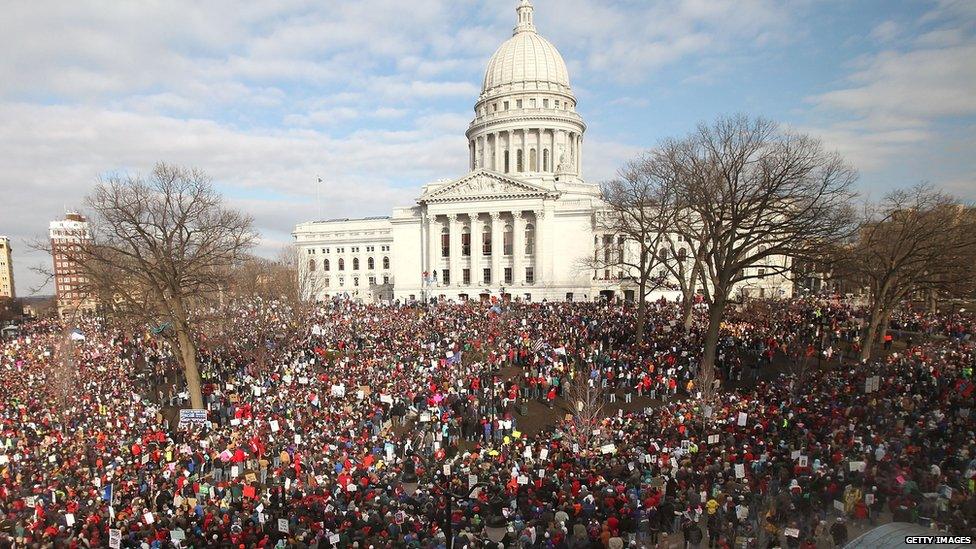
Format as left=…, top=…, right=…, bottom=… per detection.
left=517, top=475, right=529, bottom=485
left=178, top=409, right=208, bottom=428
left=849, top=461, right=866, bottom=472
left=784, top=528, right=800, bottom=538
left=108, top=529, right=122, bottom=549
left=600, top=444, right=616, bottom=455
left=278, top=518, right=289, bottom=533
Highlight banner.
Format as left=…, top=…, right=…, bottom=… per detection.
left=178, top=409, right=208, bottom=428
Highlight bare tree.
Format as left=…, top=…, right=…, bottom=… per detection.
left=51, top=163, right=255, bottom=409
left=834, top=185, right=976, bottom=361
left=590, top=153, right=680, bottom=344
left=658, top=115, right=857, bottom=401
left=559, top=373, right=607, bottom=454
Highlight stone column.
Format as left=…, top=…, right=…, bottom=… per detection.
left=533, top=209, right=544, bottom=285
left=576, top=133, right=583, bottom=174
left=490, top=211, right=503, bottom=288
left=471, top=212, right=484, bottom=288
left=513, top=211, right=525, bottom=285
left=449, top=213, right=462, bottom=286
left=427, top=214, right=440, bottom=284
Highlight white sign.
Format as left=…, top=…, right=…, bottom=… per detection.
left=108, top=529, right=122, bottom=549
left=734, top=464, right=745, bottom=479
left=144, top=512, right=155, bottom=524
left=65, top=513, right=75, bottom=526
left=178, top=409, right=208, bottom=428
left=278, top=518, right=289, bottom=533
left=784, top=527, right=800, bottom=538
left=737, top=412, right=747, bottom=427
left=270, top=420, right=280, bottom=432
left=707, top=434, right=719, bottom=445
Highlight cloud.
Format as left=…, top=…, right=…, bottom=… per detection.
left=870, top=20, right=900, bottom=43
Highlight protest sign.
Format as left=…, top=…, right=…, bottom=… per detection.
left=178, top=409, right=207, bottom=428
left=278, top=518, right=290, bottom=533
left=108, top=529, right=122, bottom=549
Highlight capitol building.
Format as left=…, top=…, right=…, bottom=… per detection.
left=293, top=0, right=792, bottom=304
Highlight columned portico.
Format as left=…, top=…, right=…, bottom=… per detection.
left=489, top=212, right=503, bottom=287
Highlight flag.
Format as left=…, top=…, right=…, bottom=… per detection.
left=102, top=483, right=113, bottom=503
left=69, top=328, right=85, bottom=341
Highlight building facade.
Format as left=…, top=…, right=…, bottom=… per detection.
left=49, top=213, right=97, bottom=316
left=294, top=0, right=792, bottom=304
left=0, top=237, right=14, bottom=299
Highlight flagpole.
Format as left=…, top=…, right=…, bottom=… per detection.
left=316, top=177, right=322, bottom=221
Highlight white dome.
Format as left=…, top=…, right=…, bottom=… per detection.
left=481, top=1, right=572, bottom=97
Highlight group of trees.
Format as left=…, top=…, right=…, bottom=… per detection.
left=595, top=115, right=857, bottom=400
left=600, top=115, right=976, bottom=393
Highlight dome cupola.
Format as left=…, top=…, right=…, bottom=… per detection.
left=466, top=0, right=586, bottom=179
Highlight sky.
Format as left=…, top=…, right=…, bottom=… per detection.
left=1, top=0, right=974, bottom=296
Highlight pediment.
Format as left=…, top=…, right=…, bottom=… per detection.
left=421, top=170, right=558, bottom=203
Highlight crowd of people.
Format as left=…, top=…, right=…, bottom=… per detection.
left=0, top=295, right=973, bottom=548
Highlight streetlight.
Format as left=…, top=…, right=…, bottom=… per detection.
left=399, top=456, right=509, bottom=549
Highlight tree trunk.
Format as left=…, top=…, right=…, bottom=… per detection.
left=176, top=323, right=204, bottom=410
left=635, top=276, right=647, bottom=345
left=699, top=292, right=727, bottom=401
left=860, top=300, right=883, bottom=362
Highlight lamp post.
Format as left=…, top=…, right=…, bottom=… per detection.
left=400, top=456, right=509, bottom=548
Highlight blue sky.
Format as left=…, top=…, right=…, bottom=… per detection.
left=1, top=0, right=973, bottom=295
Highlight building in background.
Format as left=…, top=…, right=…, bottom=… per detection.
left=0, top=236, right=14, bottom=298
left=49, top=213, right=96, bottom=316
left=294, top=0, right=793, bottom=304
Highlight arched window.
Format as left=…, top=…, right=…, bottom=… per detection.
left=353, top=257, right=360, bottom=270
left=482, top=223, right=492, bottom=256
left=383, top=256, right=390, bottom=269
left=323, top=277, right=330, bottom=287
left=503, top=223, right=514, bottom=255
left=338, top=258, right=345, bottom=271
left=525, top=223, right=535, bottom=255
left=529, top=148, right=537, bottom=171
left=516, top=149, right=524, bottom=172
left=461, top=225, right=471, bottom=256
left=677, top=248, right=687, bottom=261
left=543, top=149, right=550, bottom=171
left=504, top=151, right=510, bottom=173
left=324, top=258, right=330, bottom=271
left=658, top=248, right=668, bottom=261
left=367, top=257, right=375, bottom=270
left=308, top=259, right=316, bottom=272
left=441, top=225, right=450, bottom=257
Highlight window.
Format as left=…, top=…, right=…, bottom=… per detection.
left=383, top=256, right=390, bottom=269
left=324, top=259, right=330, bottom=271
left=383, top=275, right=389, bottom=285
left=367, top=257, right=375, bottom=270
left=369, top=276, right=376, bottom=285
left=339, top=258, right=345, bottom=271
left=493, top=103, right=498, bottom=112
left=516, top=99, right=523, bottom=108
left=354, top=277, right=359, bottom=287
left=463, top=268, right=471, bottom=285
left=525, top=223, right=535, bottom=255
left=554, top=100, right=560, bottom=108
left=339, top=277, right=345, bottom=285
left=482, top=225, right=492, bottom=256
left=529, top=148, right=537, bottom=171
left=566, top=292, right=574, bottom=301
left=483, top=268, right=491, bottom=284
left=503, top=101, right=509, bottom=110
left=461, top=227, right=471, bottom=256
left=658, top=248, right=668, bottom=261
left=525, top=267, right=535, bottom=284
left=677, top=248, right=687, bottom=261
left=308, top=259, right=316, bottom=272
left=516, top=149, right=524, bottom=172
left=604, top=269, right=611, bottom=279
left=543, top=98, right=549, bottom=108
left=504, top=150, right=510, bottom=173
left=441, top=226, right=450, bottom=257
left=543, top=149, right=549, bottom=171
left=758, top=268, right=766, bottom=277
left=324, top=277, right=330, bottom=288
left=503, top=224, right=513, bottom=255
left=353, top=258, right=360, bottom=270
left=529, top=98, right=536, bottom=108
left=504, top=267, right=513, bottom=284
left=442, top=269, right=450, bottom=285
